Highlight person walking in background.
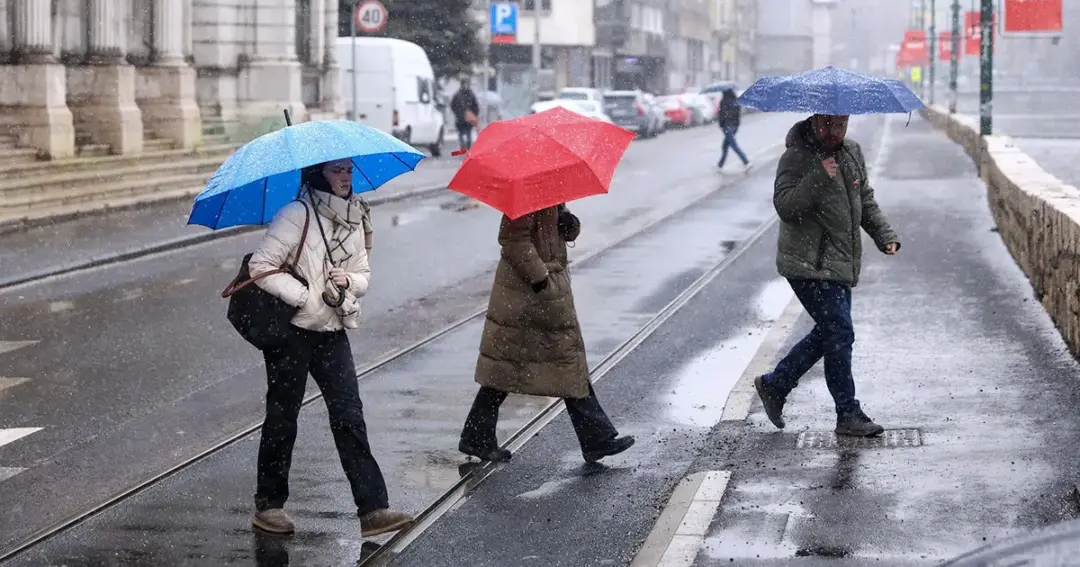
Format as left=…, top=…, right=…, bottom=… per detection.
left=754, top=114, right=900, bottom=438
left=459, top=204, right=636, bottom=464
left=450, top=79, right=481, bottom=151
left=717, top=89, right=751, bottom=172
left=247, top=159, right=414, bottom=537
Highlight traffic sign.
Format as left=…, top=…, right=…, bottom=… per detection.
left=355, top=0, right=388, bottom=33
left=491, top=2, right=518, bottom=37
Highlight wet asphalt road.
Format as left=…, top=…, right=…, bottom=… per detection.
left=1, top=115, right=885, bottom=566
left=0, top=112, right=816, bottom=557
left=687, top=114, right=1080, bottom=565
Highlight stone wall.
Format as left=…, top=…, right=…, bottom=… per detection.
left=923, top=105, right=1080, bottom=358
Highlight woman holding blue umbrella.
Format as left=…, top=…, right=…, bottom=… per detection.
left=245, top=158, right=415, bottom=537
left=191, top=116, right=425, bottom=537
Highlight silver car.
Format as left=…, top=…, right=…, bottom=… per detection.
left=602, top=90, right=662, bottom=138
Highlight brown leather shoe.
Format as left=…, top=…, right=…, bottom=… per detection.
left=360, top=508, right=416, bottom=537
left=252, top=508, right=295, bottom=534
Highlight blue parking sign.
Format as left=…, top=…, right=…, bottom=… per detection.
left=491, top=2, right=517, bottom=37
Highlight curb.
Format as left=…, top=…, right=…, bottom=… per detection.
left=0, top=183, right=449, bottom=291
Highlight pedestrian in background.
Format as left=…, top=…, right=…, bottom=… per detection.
left=459, top=204, right=636, bottom=464
left=754, top=114, right=900, bottom=438
left=247, top=159, right=414, bottom=537
left=716, top=89, right=751, bottom=172
left=450, top=79, right=480, bottom=151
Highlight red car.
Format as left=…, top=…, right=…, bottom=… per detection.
left=658, top=96, right=692, bottom=127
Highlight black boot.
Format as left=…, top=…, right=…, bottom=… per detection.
left=835, top=408, right=884, bottom=437
left=754, top=375, right=786, bottom=429
left=458, top=439, right=512, bottom=462
left=582, top=436, right=635, bottom=463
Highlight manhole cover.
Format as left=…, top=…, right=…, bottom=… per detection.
left=796, top=428, right=921, bottom=449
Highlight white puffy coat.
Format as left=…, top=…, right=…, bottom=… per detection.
left=250, top=192, right=371, bottom=332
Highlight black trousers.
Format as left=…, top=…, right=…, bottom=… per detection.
left=461, top=383, right=619, bottom=451
left=255, top=327, right=389, bottom=517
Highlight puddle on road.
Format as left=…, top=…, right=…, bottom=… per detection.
left=664, top=278, right=793, bottom=427
left=389, top=197, right=479, bottom=227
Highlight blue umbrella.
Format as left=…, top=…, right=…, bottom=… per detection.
left=188, top=118, right=425, bottom=230
left=737, top=66, right=925, bottom=115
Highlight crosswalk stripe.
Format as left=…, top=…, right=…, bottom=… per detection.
left=0, top=377, right=29, bottom=394
left=0, top=467, right=24, bottom=482
left=0, top=341, right=38, bottom=356
left=0, top=428, right=42, bottom=448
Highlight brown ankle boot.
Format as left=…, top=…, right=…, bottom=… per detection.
left=360, top=508, right=415, bottom=537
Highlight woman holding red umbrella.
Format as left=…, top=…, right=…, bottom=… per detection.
left=459, top=202, right=636, bottom=463
left=448, top=106, right=638, bottom=463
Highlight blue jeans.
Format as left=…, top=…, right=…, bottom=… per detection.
left=764, top=279, right=860, bottom=416
left=718, top=126, right=749, bottom=166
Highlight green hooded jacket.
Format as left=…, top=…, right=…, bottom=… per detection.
left=773, top=118, right=899, bottom=287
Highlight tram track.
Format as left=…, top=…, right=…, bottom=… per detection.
left=0, top=141, right=784, bottom=563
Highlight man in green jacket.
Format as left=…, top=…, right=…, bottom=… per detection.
left=755, top=114, right=900, bottom=437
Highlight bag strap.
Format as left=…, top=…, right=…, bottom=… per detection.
left=221, top=201, right=311, bottom=298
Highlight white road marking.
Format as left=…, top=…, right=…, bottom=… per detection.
left=869, top=113, right=894, bottom=176
left=0, top=427, right=42, bottom=448
left=48, top=301, right=74, bottom=313
left=631, top=470, right=733, bottom=567
left=0, top=341, right=38, bottom=356
left=0, top=467, right=24, bottom=482
left=0, top=377, right=29, bottom=395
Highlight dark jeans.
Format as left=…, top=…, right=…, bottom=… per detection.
left=718, top=126, right=749, bottom=166
left=764, top=279, right=860, bottom=416
left=456, top=123, right=473, bottom=150
left=461, top=384, right=619, bottom=451
left=255, top=327, right=389, bottom=517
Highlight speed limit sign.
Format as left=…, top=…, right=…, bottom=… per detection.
left=354, top=0, right=388, bottom=33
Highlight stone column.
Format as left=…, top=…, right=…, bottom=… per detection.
left=320, top=0, right=344, bottom=117
left=137, top=0, right=202, bottom=149
left=239, top=0, right=307, bottom=128
left=0, top=0, right=75, bottom=158
left=67, top=0, right=143, bottom=154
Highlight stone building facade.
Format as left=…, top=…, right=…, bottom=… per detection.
left=0, top=0, right=344, bottom=160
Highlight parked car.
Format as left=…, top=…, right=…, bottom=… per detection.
left=602, top=90, right=662, bottom=138
left=657, top=95, right=693, bottom=127
left=641, top=93, right=668, bottom=134
left=529, top=99, right=613, bottom=124
left=556, top=87, right=606, bottom=106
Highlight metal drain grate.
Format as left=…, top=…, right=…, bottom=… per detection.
left=796, top=428, right=922, bottom=449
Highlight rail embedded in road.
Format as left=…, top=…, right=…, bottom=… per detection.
left=0, top=139, right=790, bottom=563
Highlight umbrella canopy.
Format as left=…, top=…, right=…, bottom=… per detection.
left=188, top=119, right=425, bottom=230
left=447, top=106, right=635, bottom=219
left=738, top=66, right=925, bottom=115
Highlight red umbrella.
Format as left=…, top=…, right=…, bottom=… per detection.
left=447, top=106, right=635, bottom=219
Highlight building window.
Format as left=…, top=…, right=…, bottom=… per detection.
left=522, top=0, right=552, bottom=11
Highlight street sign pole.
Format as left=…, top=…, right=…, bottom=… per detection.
left=532, top=1, right=541, bottom=104
left=483, top=0, right=492, bottom=94
left=979, top=0, right=993, bottom=135
left=949, top=0, right=960, bottom=113
left=351, top=1, right=357, bottom=122
left=928, top=0, right=936, bottom=104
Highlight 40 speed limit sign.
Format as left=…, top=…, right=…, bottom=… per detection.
left=354, top=0, right=388, bottom=33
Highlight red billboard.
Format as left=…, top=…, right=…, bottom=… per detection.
left=938, top=31, right=957, bottom=61
left=964, top=11, right=996, bottom=56
left=1003, top=0, right=1062, bottom=33
left=900, top=29, right=929, bottom=65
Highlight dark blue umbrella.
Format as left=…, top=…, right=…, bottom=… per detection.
left=737, top=66, right=925, bottom=115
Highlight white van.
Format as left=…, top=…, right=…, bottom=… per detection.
left=335, top=37, right=446, bottom=157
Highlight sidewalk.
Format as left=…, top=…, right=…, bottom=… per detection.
left=660, top=115, right=1080, bottom=565
left=0, top=157, right=460, bottom=289
left=393, top=115, right=1080, bottom=565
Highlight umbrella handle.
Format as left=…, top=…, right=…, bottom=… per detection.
left=321, top=284, right=347, bottom=308
left=283, top=109, right=292, bottom=126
